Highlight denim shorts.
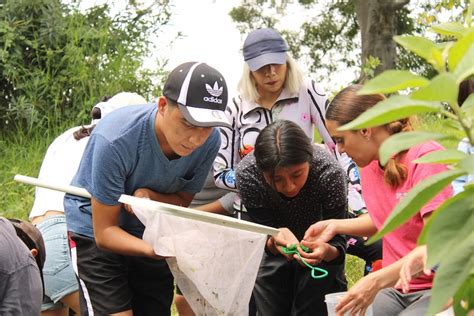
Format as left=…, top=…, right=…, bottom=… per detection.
left=36, top=215, right=79, bottom=311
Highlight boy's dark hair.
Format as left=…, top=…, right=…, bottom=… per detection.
left=8, top=218, right=46, bottom=291
left=8, top=218, right=46, bottom=270
left=254, top=120, right=313, bottom=177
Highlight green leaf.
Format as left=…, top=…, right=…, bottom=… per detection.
left=453, top=275, right=474, bottom=316
left=413, top=149, right=469, bottom=164
left=394, top=35, right=444, bottom=71
left=358, top=70, right=429, bottom=95
left=417, top=216, right=432, bottom=245
left=368, top=169, right=465, bottom=243
left=427, top=236, right=474, bottom=315
left=467, top=1, right=473, bottom=27
left=426, top=187, right=474, bottom=267
left=463, top=94, right=474, bottom=110
left=411, top=73, right=459, bottom=104
left=443, top=118, right=463, bottom=132
left=338, top=96, right=443, bottom=131
left=430, top=22, right=468, bottom=39
left=379, top=132, right=453, bottom=166
left=454, top=43, right=474, bottom=82
left=448, top=28, right=474, bottom=72
left=459, top=155, right=474, bottom=175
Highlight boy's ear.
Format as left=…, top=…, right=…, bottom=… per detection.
left=30, top=248, right=38, bottom=258
left=157, top=96, right=168, bottom=115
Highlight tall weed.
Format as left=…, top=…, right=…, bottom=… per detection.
left=0, top=131, right=55, bottom=219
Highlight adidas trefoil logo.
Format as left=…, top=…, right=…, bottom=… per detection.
left=206, top=82, right=223, bottom=97
left=204, top=81, right=224, bottom=104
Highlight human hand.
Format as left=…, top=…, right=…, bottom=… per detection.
left=268, top=228, right=299, bottom=259
left=144, top=243, right=168, bottom=260
left=303, top=219, right=337, bottom=243
left=297, top=239, right=331, bottom=266
left=395, top=245, right=430, bottom=293
left=122, top=188, right=153, bottom=214
left=335, top=274, right=379, bottom=316
left=133, top=188, right=153, bottom=199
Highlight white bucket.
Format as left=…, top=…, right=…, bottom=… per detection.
left=325, top=291, right=373, bottom=316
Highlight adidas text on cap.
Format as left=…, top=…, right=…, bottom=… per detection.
left=243, top=28, right=288, bottom=71
left=163, top=62, right=230, bottom=128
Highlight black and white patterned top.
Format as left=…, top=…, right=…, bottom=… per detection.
left=236, top=145, right=348, bottom=248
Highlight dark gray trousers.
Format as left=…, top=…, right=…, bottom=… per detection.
left=373, top=288, right=431, bottom=316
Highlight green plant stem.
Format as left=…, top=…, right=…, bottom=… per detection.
left=447, top=102, right=474, bottom=145
left=441, top=110, right=460, bottom=122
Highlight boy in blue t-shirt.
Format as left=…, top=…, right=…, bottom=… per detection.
left=64, top=62, right=230, bottom=315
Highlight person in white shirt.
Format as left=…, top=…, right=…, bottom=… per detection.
left=29, top=92, right=146, bottom=316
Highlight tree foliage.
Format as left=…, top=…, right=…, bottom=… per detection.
left=0, top=0, right=171, bottom=135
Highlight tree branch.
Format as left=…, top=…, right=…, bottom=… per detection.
left=392, top=0, right=410, bottom=10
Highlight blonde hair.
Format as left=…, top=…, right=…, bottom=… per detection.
left=327, top=84, right=416, bottom=188
left=237, top=53, right=304, bottom=103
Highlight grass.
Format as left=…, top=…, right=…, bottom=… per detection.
left=346, top=255, right=366, bottom=287
left=0, top=130, right=54, bottom=219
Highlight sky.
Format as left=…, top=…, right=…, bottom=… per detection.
left=157, top=0, right=244, bottom=95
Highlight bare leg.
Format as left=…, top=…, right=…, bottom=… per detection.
left=41, top=308, right=68, bottom=316
left=110, top=310, right=133, bottom=316
left=41, top=291, right=80, bottom=316
left=60, top=291, right=81, bottom=314
left=175, top=294, right=195, bottom=316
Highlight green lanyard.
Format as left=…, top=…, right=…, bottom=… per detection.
left=280, top=244, right=329, bottom=279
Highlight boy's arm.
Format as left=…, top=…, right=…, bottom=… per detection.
left=133, top=188, right=194, bottom=207
left=92, top=198, right=163, bottom=258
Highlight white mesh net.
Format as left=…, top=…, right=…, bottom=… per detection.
left=133, top=205, right=267, bottom=315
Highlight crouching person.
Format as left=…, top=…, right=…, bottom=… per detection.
left=0, top=217, right=46, bottom=315
left=236, top=120, right=348, bottom=316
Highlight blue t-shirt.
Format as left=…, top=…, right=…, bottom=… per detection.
left=64, top=104, right=221, bottom=238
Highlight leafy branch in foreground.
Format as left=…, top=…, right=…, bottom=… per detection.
left=340, top=4, right=474, bottom=315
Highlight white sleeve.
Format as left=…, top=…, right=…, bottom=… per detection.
left=306, top=79, right=334, bottom=147
left=213, top=97, right=241, bottom=191
left=335, top=150, right=367, bottom=215
left=452, top=139, right=472, bottom=195
left=306, top=79, right=367, bottom=214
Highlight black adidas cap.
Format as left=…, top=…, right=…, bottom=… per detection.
left=163, top=62, right=230, bottom=128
